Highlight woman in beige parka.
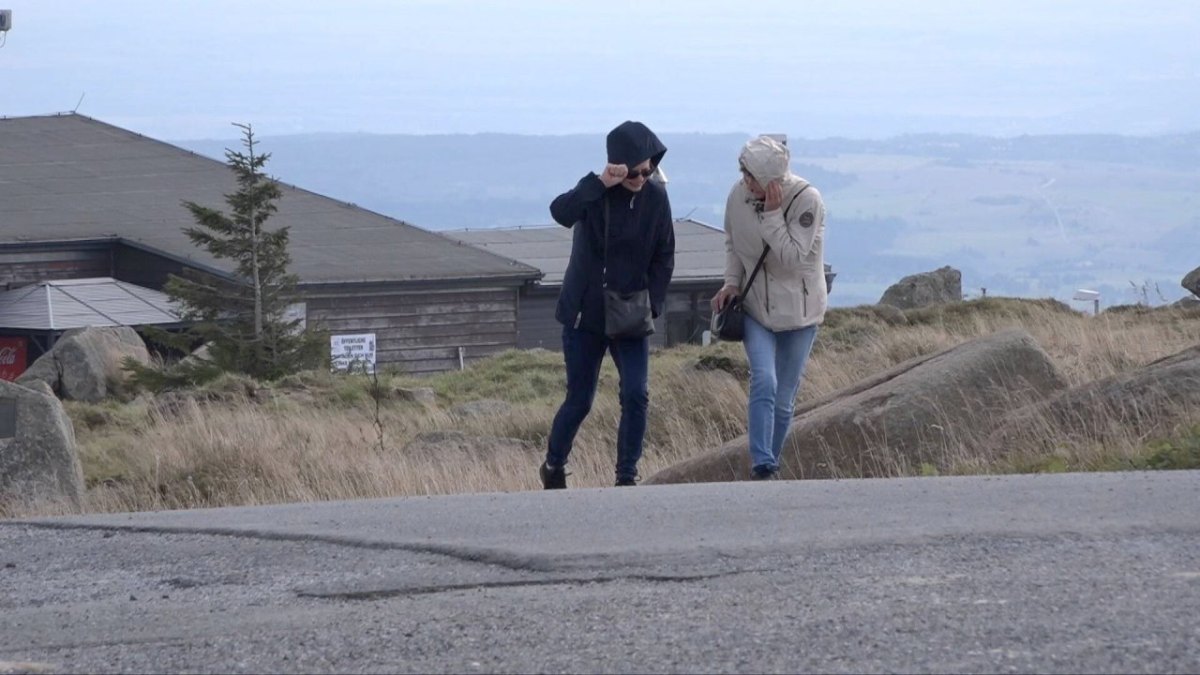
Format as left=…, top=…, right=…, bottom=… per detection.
left=711, top=135, right=827, bottom=479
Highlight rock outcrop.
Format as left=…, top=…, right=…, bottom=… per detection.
left=0, top=378, right=84, bottom=510
left=986, top=343, right=1200, bottom=453
left=879, top=266, right=963, bottom=310
left=1173, top=296, right=1200, bottom=310
left=1182, top=266, right=1200, bottom=299
left=647, top=329, right=1067, bottom=484
left=17, top=326, right=150, bottom=402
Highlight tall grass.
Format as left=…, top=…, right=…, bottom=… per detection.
left=10, top=298, right=1200, bottom=516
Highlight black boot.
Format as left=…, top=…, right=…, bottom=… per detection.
left=540, top=461, right=567, bottom=490
left=750, top=465, right=778, bottom=481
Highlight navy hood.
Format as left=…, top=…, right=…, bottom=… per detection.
left=606, top=121, right=667, bottom=172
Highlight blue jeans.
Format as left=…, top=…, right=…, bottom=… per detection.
left=743, top=314, right=818, bottom=472
left=546, top=325, right=650, bottom=482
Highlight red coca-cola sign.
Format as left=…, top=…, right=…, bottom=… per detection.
left=0, top=337, right=28, bottom=381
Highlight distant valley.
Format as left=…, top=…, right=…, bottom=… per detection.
left=175, top=132, right=1200, bottom=309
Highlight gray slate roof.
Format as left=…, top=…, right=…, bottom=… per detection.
left=447, top=218, right=727, bottom=286
left=0, top=277, right=181, bottom=331
left=0, top=114, right=540, bottom=285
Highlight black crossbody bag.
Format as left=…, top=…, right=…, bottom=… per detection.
left=602, top=197, right=656, bottom=339
left=711, top=246, right=768, bottom=342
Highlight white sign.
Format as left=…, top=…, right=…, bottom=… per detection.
left=284, top=302, right=307, bottom=331
left=331, top=333, right=376, bottom=374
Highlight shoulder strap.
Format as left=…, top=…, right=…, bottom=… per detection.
left=783, top=183, right=811, bottom=222
left=739, top=245, right=770, bottom=297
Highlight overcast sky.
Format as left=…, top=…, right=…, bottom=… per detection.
left=3, top=1, right=1198, bottom=140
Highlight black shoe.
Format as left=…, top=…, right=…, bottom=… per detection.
left=750, top=466, right=778, bottom=481
left=615, top=476, right=638, bottom=487
left=540, top=462, right=567, bottom=490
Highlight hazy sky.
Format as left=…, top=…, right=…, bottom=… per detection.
left=3, top=1, right=1198, bottom=140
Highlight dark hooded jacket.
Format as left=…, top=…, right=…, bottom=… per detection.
left=549, top=121, right=675, bottom=336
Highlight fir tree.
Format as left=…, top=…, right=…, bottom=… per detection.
left=129, top=123, right=324, bottom=389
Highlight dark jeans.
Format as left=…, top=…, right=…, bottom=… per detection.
left=546, top=324, right=650, bottom=482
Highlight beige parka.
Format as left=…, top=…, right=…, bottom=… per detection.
left=723, top=136, right=828, bottom=331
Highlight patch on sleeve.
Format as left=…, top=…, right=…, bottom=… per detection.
left=799, top=211, right=815, bottom=228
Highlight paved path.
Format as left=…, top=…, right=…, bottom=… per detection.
left=1, top=471, right=1198, bottom=673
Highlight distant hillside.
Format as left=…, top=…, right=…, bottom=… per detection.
left=175, top=132, right=1200, bottom=308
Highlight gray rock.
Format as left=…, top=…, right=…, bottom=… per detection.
left=987, top=342, right=1200, bottom=453
left=179, top=343, right=211, bottom=369
left=17, top=326, right=150, bottom=402
left=21, top=379, right=57, bottom=400
left=1182, top=266, right=1200, bottom=298
left=879, top=266, right=963, bottom=309
left=450, top=399, right=513, bottom=419
left=646, top=328, right=1067, bottom=484
left=15, top=352, right=61, bottom=397
left=0, top=378, right=84, bottom=510
left=1172, top=296, right=1200, bottom=309
left=867, top=303, right=909, bottom=325
left=393, top=387, right=436, bottom=405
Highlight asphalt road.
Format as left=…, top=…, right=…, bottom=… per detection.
left=1, top=471, right=1198, bottom=674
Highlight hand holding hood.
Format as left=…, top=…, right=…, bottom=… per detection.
left=607, top=121, right=667, bottom=172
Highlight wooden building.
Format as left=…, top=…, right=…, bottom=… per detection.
left=0, top=114, right=542, bottom=374
left=448, top=220, right=728, bottom=350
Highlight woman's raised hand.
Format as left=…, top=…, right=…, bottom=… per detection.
left=764, top=181, right=783, bottom=212
left=599, top=163, right=629, bottom=188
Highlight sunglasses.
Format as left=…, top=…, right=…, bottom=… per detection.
left=625, top=167, right=655, bottom=180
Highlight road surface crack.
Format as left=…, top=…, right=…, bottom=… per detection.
left=296, top=570, right=748, bottom=601
left=5, top=521, right=562, bottom=573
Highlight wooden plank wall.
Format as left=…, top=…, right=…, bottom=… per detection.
left=306, top=285, right=520, bottom=375
left=0, top=247, right=111, bottom=290
left=516, top=294, right=561, bottom=350
left=112, top=244, right=189, bottom=290
left=663, top=285, right=722, bottom=346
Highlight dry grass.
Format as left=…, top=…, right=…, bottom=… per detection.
left=9, top=298, right=1200, bottom=517
left=65, top=353, right=750, bottom=513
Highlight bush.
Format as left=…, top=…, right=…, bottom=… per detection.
left=1132, top=426, right=1200, bottom=470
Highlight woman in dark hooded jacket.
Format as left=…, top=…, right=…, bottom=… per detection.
left=540, top=120, right=675, bottom=489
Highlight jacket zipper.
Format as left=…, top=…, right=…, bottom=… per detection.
left=765, top=273, right=770, bottom=314
left=802, top=278, right=809, bottom=316
left=574, top=311, right=582, bottom=329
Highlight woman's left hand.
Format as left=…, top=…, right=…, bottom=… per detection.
left=711, top=284, right=739, bottom=312
left=764, top=181, right=783, bottom=212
